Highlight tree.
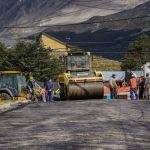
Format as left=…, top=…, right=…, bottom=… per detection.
left=121, top=34, right=150, bottom=70
left=8, top=42, right=63, bottom=80
left=0, top=43, right=12, bottom=70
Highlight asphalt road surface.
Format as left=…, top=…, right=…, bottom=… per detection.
left=0, top=100, right=150, bottom=150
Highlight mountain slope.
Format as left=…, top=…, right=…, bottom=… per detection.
left=45, top=1, right=150, bottom=33
left=0, top=0, right=150, bottom=60
left=42, top=1, right=150, bottom=60
left=0, top=0, right=149, bottom=38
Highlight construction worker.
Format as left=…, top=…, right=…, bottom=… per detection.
left=45, top=79, right=54, bottom=102
left=38, top=88, right=46, bottom=102
left=27, top=76, right=36, bottom=101
left=138, top=73, right=145, bottom=99
left=145, top=73, right=150, bottom=100
left=130, top=74, right=138, bottom=100
left=109, top=74, right=118, bottom=99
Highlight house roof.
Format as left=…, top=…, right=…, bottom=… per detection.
left=40, top=32, right=66, bottom=47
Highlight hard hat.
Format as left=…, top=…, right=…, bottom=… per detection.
left=29, top=76, right=34, bottom=80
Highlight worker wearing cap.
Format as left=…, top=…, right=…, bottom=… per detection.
left=27, top=76, right=36, bottom=101
left=138, top=73, right=145, bottom=99
left=45, top=79, right=54, bottom=102
left=109, top=74, right=118, bottom=99
left=145, top=73, right=150, bottom=100
left=130, top=74, right=138, bottom=100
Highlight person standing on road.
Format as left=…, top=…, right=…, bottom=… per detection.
left=145, top=73, right=150, bottom=100
left=45, top=79, right=54, bottom=102
left=27, top=76, right=36, bottom=101
left=138, top=73, right=145, bottom=99
left=130, top=74, right=138, bottom=100
left=109, top=74, right=118, bottom=99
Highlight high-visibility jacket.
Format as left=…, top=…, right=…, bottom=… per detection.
left=109, top=77, right=117, bottom=88
left=38, top=88, right=45, bottom=96
left=130, top=78, right=137, bottom=88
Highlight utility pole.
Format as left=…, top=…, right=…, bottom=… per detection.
left=66, top=37, right=70, bottom=52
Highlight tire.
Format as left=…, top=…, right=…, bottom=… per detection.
left=59, top=84, right=67, bottom=101
left=60, top=90, right=67, bottom=101
left=0, top=92, right=12, bottom=101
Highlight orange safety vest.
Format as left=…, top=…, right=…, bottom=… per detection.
left=130, top=78, right=137, bottom=88
left=38, top=88, right=46, bottom=96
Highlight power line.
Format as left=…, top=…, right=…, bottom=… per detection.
left=0, top=15, right=149, bottom=29
left=0, top=47, right=128, bottom=53
left=1, top=50, right=150, bottom=54
left=5, top=0, right=115, bottom=27
left=69, top=41, right=131, bottom=44
left=71, top=1, right=123, bottom=11
left=0, top=38, right=138, bottom=44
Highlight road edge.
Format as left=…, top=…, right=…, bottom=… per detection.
left=0, top=100, right=31, bottom=114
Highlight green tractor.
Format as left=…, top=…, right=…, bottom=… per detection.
left=0, top=71, right=27, bottom=101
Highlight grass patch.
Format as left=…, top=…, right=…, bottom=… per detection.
left=0, top=100, right=13, bottom=105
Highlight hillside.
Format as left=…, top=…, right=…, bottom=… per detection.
left=45, top=1, right=150, bottom=33
left=0, top=0, right=150, bottom=60
left=43, top=1, right=150, bottom=59
left=0, top=0, right=149, bottom=38
left=92, top=56, right=121, bottom=71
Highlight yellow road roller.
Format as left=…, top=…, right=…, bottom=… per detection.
left=58, top=52, right=104, bottom=100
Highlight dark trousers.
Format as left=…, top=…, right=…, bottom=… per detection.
left=139, top=86, right=144, bottom=99
left=130, top=88, right=138, bottom=100
left=46, top=91, right=54, bottom=102
left=110, top=87, right=117, bottom=99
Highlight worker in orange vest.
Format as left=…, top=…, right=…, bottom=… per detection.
left=130, top=74, right=138, bottom=100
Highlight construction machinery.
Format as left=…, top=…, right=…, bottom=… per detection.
left=0, top=71, right=27, bottom=101
left=58, top=52, right=104, bottom=100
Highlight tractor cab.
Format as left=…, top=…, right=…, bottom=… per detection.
left=0, top=71, right=27, bottom=100
left=66, top=52, right=91, bottom=72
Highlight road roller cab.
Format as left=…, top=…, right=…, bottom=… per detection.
left=0, top=71, right=28, bottom=101
left=58, top=52, right=104, bottom=100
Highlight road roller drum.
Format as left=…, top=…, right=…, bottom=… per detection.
left=68, top=82, right=104, bottom=100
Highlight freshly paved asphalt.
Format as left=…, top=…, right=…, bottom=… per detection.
left=0, top=100, right=150, bottom=150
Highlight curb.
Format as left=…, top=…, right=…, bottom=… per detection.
left=0, top=100, right=31, bottom=114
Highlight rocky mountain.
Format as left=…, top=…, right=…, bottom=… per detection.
left=0, top=0, right=149, bottom=38
left=0, top=0, right=150, bottom=60
left=43, top=1, right=150, bottom=59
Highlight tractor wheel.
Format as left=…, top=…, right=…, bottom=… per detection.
left=0, top=92, right=12, bottom=101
